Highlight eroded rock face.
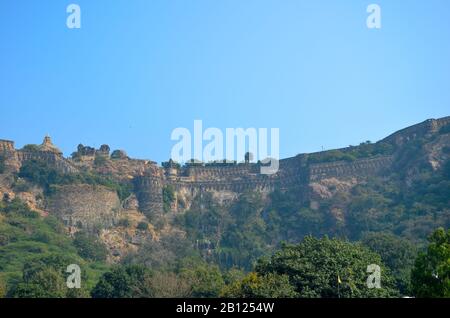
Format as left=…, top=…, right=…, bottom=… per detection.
left=15, top=186, right=48, bottom=217
left=100, top=209, right=155, bottom=263
left=123, top=194, right=139, bottom=210
left=308, top=177, right=358, bottom=219
left=46, top=184, right=121, bottom=231
left=309, top=177, right=357, bottom=200
left=424, top=134, right=450, bottom=171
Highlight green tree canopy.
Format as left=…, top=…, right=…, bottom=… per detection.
left=0, top=277, right=7, bottom=298
left=9, top=254, right=89, bottom=298
left=255, top=236, right=398, bottom=298
left=411, top=228, right=450, bottom=297
left=179, top=263, right=225, bottom=297
left=361, top=232, right=417, bottom=295
left=221, top=272, right=297, bottom=298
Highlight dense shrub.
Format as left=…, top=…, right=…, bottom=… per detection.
left=73, top=232, right=108, bottom=262
left=411, top=228, right=450, bottom=297
left=163, top=185, right=175, bottom=213
left=307, top=141, right=394, bottom=164
left=91, top=265, right=153, bottom=298
left=21, top=144, right=40, bottom=152
left=137, top=221, right=149, bottom=231
left=253, top=237, right=398, bottom=298
left=361, top=232, right=417, bottom=295
left=117, top=218, right=131, bottom=228
left=3, top=198, right=39, bottom=218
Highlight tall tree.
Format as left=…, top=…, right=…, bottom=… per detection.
left=411, top=228, right=450, bottom=297
left=361, top=232, right=417, bottom=295
left=255, top=236, right=398, bottom=298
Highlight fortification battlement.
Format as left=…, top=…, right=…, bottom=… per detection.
left=180, top=164, right=261, bottom=180
left=1, top=116, right=448, bottom=218
left=0, top=136, right=79, bottom=174
left=430, top=116, right=450, bottom=131
left=308, top=155, right=393, bottom=181
left=0, top=140, right=15, bottom=153
left=161, top=155, right=393, bottom=187
left=16, top=151, right=78, bottom=174
left=382, top=116, right=450, bottom=146
left=133, top=152, right=395, bottom=216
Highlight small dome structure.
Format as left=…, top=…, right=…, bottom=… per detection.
left=39, top=135, right=62, bottom=155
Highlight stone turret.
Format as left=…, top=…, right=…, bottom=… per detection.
left=0, top=140, right=17, bottom=174
left=163, top=159, right=179, bottom=179
left=133, top=167, right=164, bottom=219
left=98, top=144, right=110, bottom=156
left=39, top=136, right=62, bottom=155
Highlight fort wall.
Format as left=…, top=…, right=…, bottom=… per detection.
left=133, top=154, right=395, bottom=217
left=16, top=150, right=79, bottom=174
left=308, top=155, right=394, bottom=181
left=0, top=140, right=15, bottom=153
left=2, top=117, right=447, bottom=220
left=46, top=184, right=121, bottom=231
left=382, top=117, right=450, bottom=146
left=434, top=116, right=450, bottom=131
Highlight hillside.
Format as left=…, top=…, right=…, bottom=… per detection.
left=0, top=116, right=449, bottom=297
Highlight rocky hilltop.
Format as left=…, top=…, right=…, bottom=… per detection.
left=1, top=116, right=449, bottom=261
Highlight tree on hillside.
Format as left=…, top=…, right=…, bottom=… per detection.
left=411, top=228, right=450, bottom=297
left=0, top=154, right=5, bottom=174
left=10, top=254, right=89, bottom=298
left=179, top=263, right=225, bottom=297
left=254, top=236, right=398, bottom=298
left=73, top=231, right=108, bottom=262
left=144, top=271, right=192, bottom=298
left=12, top=268, right=67, bottom=298
left=122, top=231, right=196, bottom=270
left=220, top=192, right=267, bottom=269
left=92, top=264, right=198, bottom=298
left=221, top=272, right=297, bottom=298
left=0, top=277, right=7, bottom=298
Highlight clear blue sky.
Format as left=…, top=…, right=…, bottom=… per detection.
left=1, top=0, right=449, bottom=163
